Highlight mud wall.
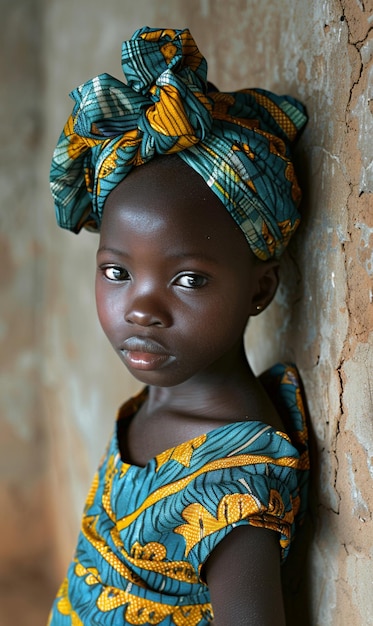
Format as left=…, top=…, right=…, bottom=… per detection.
left=1, top=1, right=372, bottom=624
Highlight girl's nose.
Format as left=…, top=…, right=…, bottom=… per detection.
left=124, top=290, right=172, bottom=328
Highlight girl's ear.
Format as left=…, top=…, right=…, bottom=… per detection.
left=250, top=261, right=280, bottom=316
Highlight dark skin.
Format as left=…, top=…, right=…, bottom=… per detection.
left=96, top=156, right=286, bottom=625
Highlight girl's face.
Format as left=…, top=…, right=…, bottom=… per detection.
left=96, top=158, right=277, bottom=388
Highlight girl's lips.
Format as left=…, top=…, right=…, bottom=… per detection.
left=120, top=337, right=174, bottom=371
left=120, top=350, right=174, bottom=371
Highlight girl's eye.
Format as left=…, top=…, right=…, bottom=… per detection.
left=175, top=274, right=207, bottom=289
left=101, top=266, right=130, bottom=282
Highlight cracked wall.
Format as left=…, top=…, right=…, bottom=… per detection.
left=246, top=1, right=373, bottom=623
left=1, top=0, right=372, bottom=624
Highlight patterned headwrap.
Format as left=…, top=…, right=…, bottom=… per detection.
left=50, top=27, right=307, bottom=260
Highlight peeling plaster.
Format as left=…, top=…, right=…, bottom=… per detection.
left=346, top=453, right=370, bottom=518
left=344, top=339, right=373, bottom=463
left=355, top=222, right=373, bottom=276
left=351, top=64, right=373, bottom=193
left=345, top=550, right=373, bottom=625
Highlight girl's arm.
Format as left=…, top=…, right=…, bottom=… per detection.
left=205, top=525, right=286, bottom=626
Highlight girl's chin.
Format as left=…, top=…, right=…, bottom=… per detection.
left=120, top=357, right=186, bottom=388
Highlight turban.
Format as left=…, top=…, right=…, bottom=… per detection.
left=50, top=27, right=307, bottom=260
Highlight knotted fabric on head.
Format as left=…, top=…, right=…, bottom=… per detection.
left=50, top=27, right=307, bottom=259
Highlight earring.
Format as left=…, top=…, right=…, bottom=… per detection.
left=256, top=305, right=263, bottom=311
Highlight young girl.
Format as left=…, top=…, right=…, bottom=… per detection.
left=48, top=27, right=309, bottom=626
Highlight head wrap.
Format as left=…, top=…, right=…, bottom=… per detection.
left=50, top=27, right=307, bottom=259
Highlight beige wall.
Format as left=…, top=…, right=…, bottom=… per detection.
left=1, top=1, right=372, bottom=624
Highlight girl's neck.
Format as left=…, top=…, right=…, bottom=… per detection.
left=145, top=347, right=258, bottom=422
left=122, top=346, right=283, bottom=466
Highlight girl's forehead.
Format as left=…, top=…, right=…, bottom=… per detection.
left=101, top=157, right=252, bottom=261
left=103, top=157, right=234, bottom=232
left=105, top=156, right=213, bottom=209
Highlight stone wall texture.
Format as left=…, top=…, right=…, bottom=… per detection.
left=1, top=1, right=372, bottom=624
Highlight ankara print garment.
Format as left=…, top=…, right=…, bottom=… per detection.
left=48, top=363, right=309, bottom=626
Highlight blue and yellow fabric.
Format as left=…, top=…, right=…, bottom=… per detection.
left=48, top=363, right=309, bottom=626
left=50, top=27, right=307, bottom=260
